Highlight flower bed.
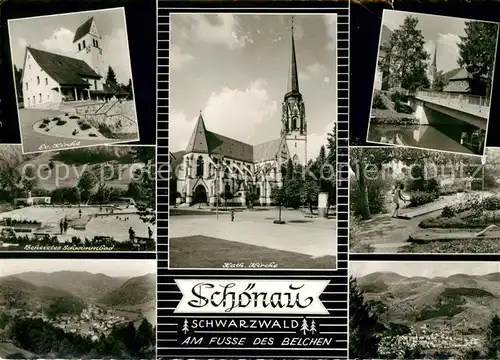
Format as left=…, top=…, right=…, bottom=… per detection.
left=419, top=195, right=500, bottom=229
left=402, top=238, right=500, bottom=253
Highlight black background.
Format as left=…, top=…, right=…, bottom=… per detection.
left=350, top=0, right=500, bottom=148
left=0, top=0, right=156, bottom=145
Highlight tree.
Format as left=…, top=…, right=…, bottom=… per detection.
left=21, top=166, right=38, bottom=194
left=349, top=276, right=384, bottom=359
left=378, top=16, right=430, bottom=91
left=130, top=147, right=156, bottom=224
left=106, top=66, right=118, bottom=85
left=432, top=70, right=447, bottom=92
left=77, top=171, right=97, bottom=202
left=301, top=177, right=320, bottom=214
left=270, top=184, right=286, bottom=223
left=458, top=21, right=498, bottom=97
left=126, top=78, right=133, bottom=99
left=486, top=315, right=500, bottom=359
left=300, top=318, right=309, bottom=335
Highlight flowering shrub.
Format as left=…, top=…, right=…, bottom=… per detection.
left=409, top=191, right=439, bottom=207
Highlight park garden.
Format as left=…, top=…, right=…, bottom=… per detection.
left=350, top=147, right=500, bottom=253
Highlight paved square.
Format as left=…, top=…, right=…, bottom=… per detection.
left=170, top=208, right=337, bottom=269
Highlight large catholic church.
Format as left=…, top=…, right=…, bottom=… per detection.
left=21, top=17, right=120, bottom=109
left=172, top=21, right=308, bottom=207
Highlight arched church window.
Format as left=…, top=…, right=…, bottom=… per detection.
left=196, top=156, right=204, bottom=177
left=224, top=167, right=230, bottom=179
left=256, top=186, right=261, bottom=197
left=225, top=183, right=231, bottom=195
left=293, top=154, right=299, bottom=165
left=37, top=76, right=40, bottom=85
left=291, top=116, right=298, bottom=130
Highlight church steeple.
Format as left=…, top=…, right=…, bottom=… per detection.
left=281, top=16, right=307, bottom=166
left=432, top=41, right=437, bottom=68
left=428, top=40, right=438, bottom=87
left=286, top=16, right=300, bottom=97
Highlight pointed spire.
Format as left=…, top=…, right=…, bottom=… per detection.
left=286, top=16, right=300, bottom=95
left=432, top=40, right=437, bottom=67
left=185, top=112, right=209, bottom=153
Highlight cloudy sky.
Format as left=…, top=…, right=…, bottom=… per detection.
left=170, top=13, right=337, bottom=160
left=351, top=261, right=500, bottom=278
left=381, top=10, right=490, bottom=74
left=0, top=259, right=156, bottom=278
left=8, top=8, right=133, bottom=84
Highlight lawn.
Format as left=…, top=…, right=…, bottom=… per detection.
left=169, top=235, right=336, bottom=269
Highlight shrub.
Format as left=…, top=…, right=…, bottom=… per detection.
left=409, top=191, right=438, bottom=207
left=42, top=118, right=51, bottom=124
left=442, top=205, right=456, bottom=218
left=39, top=123, right=47, bottom=129
left=97, top=123, right=117, bottom=139
left=56, top=120, right=67, bottom=126
left=65, top=113, right=69, bottom=116
left=45, top=128, right=50, bottom=132
left=89, top=133, right=97, bottom=137
left=52, top=117, right=60, bottom=121
left=78, top=121, right=91, bottom=131
left=370, top=109, right=419, bottom=125
left=72, top=129, right=78, bottom=136
left=394, top=101, right=414, bottom=114
left=350, top=175, right=391, bottom=216
left=423, top=178, right=440, bottom=194
left=69, top=115, right=80, bottom=119
left=482, top=196, right=500, bottom=211
left=389, top=89, right=409, bottom=104
left=372, top=92, right=387, bottom=109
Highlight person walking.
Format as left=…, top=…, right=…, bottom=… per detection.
left=148, top=227, right=153, bottom=239
left=78, top=209, right=82, bottom=219
left=63, top=217, right=68, bottom=234
left=59, top=218, right=64, bottom=234
left=392, top=183, right=408, bottom=218
left=129, top=227, right=135, bottom=242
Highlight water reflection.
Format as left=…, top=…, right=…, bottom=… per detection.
left=367, top=124, right=485, bottom=155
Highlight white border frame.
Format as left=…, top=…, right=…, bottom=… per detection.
left=365, top=9, right=500, bottom=159
left=167, top=12, right=340, bottom=272
left=7, top=7, right=141, bottom=155
left=0, top=142, right=156, bottom=254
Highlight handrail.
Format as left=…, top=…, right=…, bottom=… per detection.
left=416, top=90, right=490, bottom=108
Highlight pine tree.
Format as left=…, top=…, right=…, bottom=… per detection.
left=182, top=319, right=189, bottom=334
left=458, top=21, right=498, bottom=97
left=300, top=318, right=309, bottom=335
left=486, top=315, right=500, bottom=359
left=106, top=65, right=118, bottom=85
left=310, top=319, right=317, bottom=334
left=378, top=15, right=430, bottom=91
left=349, top=276, right=384, bottom=359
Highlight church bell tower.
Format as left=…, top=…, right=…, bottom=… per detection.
left=281, top=16, right=307, bottom=166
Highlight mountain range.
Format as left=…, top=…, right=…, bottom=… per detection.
left=356, top=271, right=500, bottom=333
left=0, top=271, right=156, bottom=313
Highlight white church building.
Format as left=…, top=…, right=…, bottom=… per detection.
left=20, top=17, right=119, bottom=109
left=172, top=19, right=308, bottom=207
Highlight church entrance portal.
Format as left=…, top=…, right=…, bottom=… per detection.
left=193, top=184, right=208, bottom=205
